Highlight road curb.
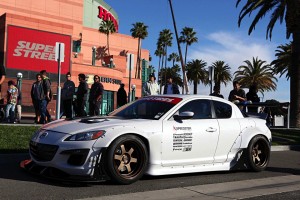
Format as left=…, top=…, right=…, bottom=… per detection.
left=271, top=145, right=300, bottom=151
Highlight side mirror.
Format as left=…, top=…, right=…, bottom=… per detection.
left=174, top=111, right=194, bottom=120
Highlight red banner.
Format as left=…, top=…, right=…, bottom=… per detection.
left=6, top=26, right=71, bottom=74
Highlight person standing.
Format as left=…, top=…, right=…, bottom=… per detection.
left=76, top=73, right=88, bottom=117
left=0, top=64, right=6, bottom=101
left=117, top=83, right=127, bottom=107
left=40, top=70, right=52, bottom=122
left=163, top=77, right=180, bottom=94
left=31, top=74, right=43, bottom=123
left=246, top=84, right=260, bottom=113
left=228, top=81, right=246, bottom=103
left=89, top=75, right=104, bottom=116
left=5, top=80, right=18, bottom=123
left=209, top=85, right=224, bottom=98
left=62, top=72, right=75, bottom=119
left=143, top=74, right=160, bottom=96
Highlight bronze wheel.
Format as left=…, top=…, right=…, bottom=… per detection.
left=247, top=135, right=270, bottom=171
left=107, top=135, right=148, bottom=184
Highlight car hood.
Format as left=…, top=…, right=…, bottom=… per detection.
left=41, top=116, right=155, bottom=134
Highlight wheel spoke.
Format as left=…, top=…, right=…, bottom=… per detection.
left=125, top=164, right=132, bottom=172
left=131, top=157, right=137, bottom=163
left=257, top=150, right=262, bottom=155
left=118, top=162, right=125, bottom=171
left=256, top=156, right=261, bottom=162
left=120, top=144, right=126, bottom=154
left=128, top=147, right=134, bottom=156
left=114, top=155, right=123, bottom=161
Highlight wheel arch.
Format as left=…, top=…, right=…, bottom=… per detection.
left=240, top=130, right=271, bottom=149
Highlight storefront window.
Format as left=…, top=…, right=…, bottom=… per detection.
left=101, top=91, right=114, bottom=115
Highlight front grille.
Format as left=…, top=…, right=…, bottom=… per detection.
left=30, top=141, right=59, bottom=162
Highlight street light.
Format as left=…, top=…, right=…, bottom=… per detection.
left=131, top=84, right=136, bottom=102
left=92, top=46, right=96, bottom=66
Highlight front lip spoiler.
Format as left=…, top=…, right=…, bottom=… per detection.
left=20, top=148, right=110, bottom=183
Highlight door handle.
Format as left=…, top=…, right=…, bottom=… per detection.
left=206, top=127, right=217, bottom=132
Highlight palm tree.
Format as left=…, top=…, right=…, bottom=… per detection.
left=179, top=27, right=198, bottom=65
left=154, top=45, right=164, bottom=84
left=130, top=22, right=148, bottom=79
left=271, top=42, right=292, bottom=80
left=236, top=0, right=300, bottom=127
left=168, top=52, right=180, bottom=67
left=99, top=20, right=116, bottom=56
left=160, top=64, right=183, bottom=88
left=186, top=59, right=208, bottom=94
left=157, top=29, right=173, bottom=90
left=210, top=60, right=232, bottom=91
left=234, top=57, right=277, bottom=92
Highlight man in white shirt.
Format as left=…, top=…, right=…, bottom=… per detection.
left=143, top=74, right=160, bottom=96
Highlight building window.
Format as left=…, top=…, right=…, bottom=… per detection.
left=72, top=40, right=81, bottom=53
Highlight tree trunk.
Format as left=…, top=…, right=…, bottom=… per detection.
left=290, top=30, right=300, bottom=127
left=138, top=39, right=142, bottom=79
left=182, top=44, right=188, bottom=94
left=193, top=81, right=197, bottom=94
left=107, top=34, right=110, bottom=56
left=135, top=38, right=141, bottom=79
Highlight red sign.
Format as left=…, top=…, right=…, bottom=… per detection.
left=98, top=6, right=119, bottom=32
left=6, top=26, right=71, bottom=74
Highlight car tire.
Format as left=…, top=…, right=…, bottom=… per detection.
left=246, top=135, right=270, bottom=172
left=106, top=135, right=148, bottom=184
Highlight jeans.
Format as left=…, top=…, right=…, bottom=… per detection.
left=39, top=99, right=48, bottom=124
left=5, top=103, right=16, bottom=123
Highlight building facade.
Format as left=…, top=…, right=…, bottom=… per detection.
left=0, top=0, right=149, bottom=115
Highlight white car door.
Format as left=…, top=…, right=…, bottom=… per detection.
left=161, top=99, right=220, bottom=167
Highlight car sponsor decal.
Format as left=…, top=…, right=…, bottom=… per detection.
left=172, top=126, right=193, bottom=152
left=143, top=96, right=182, bottom=104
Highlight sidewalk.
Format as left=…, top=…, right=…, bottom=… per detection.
left=77, top=175, right=300, bottom=200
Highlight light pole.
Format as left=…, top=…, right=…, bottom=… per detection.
left=92, top=46, right=96, bottom=66
left=131, top=84, right=136, bottom=102
left=109, top=57, right=113, bottom=68
left=16, top=72, right=23, bottom=92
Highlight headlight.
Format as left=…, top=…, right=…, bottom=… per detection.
left=65, top=130, right=106, bottom=141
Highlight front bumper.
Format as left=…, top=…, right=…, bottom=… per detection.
left=21, top=147, right=109, bottom=182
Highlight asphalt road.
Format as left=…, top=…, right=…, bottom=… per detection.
left=0, top=150, right=299, bottom=200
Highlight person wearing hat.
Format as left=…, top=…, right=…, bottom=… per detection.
left=143, top=74, right=160, bottom=96
left=228, top=80, right=246, bottom=103
left=163, top=76, right=180, bottom=94
left=210, top=85, right=224, bottom=98
left=76, top=73, right=88, bottom=117
left=5, top=80, right=18, bottom=123
left=117, top=83, right=127, bottom=107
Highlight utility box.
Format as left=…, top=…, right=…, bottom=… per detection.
left=274, top=115, right=284, bottom=126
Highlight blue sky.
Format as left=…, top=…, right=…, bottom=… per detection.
left=107, top=0, right=290, bottom=102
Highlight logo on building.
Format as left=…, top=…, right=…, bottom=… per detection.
left=98, top=6, right=119, bottom=32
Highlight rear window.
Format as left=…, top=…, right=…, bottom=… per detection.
left=213, top=100, right=232, bottom=118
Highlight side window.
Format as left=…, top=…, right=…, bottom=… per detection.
left=213, top=100, right=232, bottom=118
left=178, top=99, right=212, bottom=119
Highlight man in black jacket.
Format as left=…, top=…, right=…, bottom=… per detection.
left=62, top=72, right=75, bottom=118
left=76, top=73, right=88, bottom=117
left=89, top=75, right=104, bottom=116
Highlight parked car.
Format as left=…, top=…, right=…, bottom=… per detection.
left=22, top=95, right=271, bottom=184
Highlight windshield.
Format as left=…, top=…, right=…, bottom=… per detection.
left=109, top=96, right=182, bottom=120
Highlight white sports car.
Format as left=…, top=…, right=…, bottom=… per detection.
left=23, top=95, right=271, bottom=184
